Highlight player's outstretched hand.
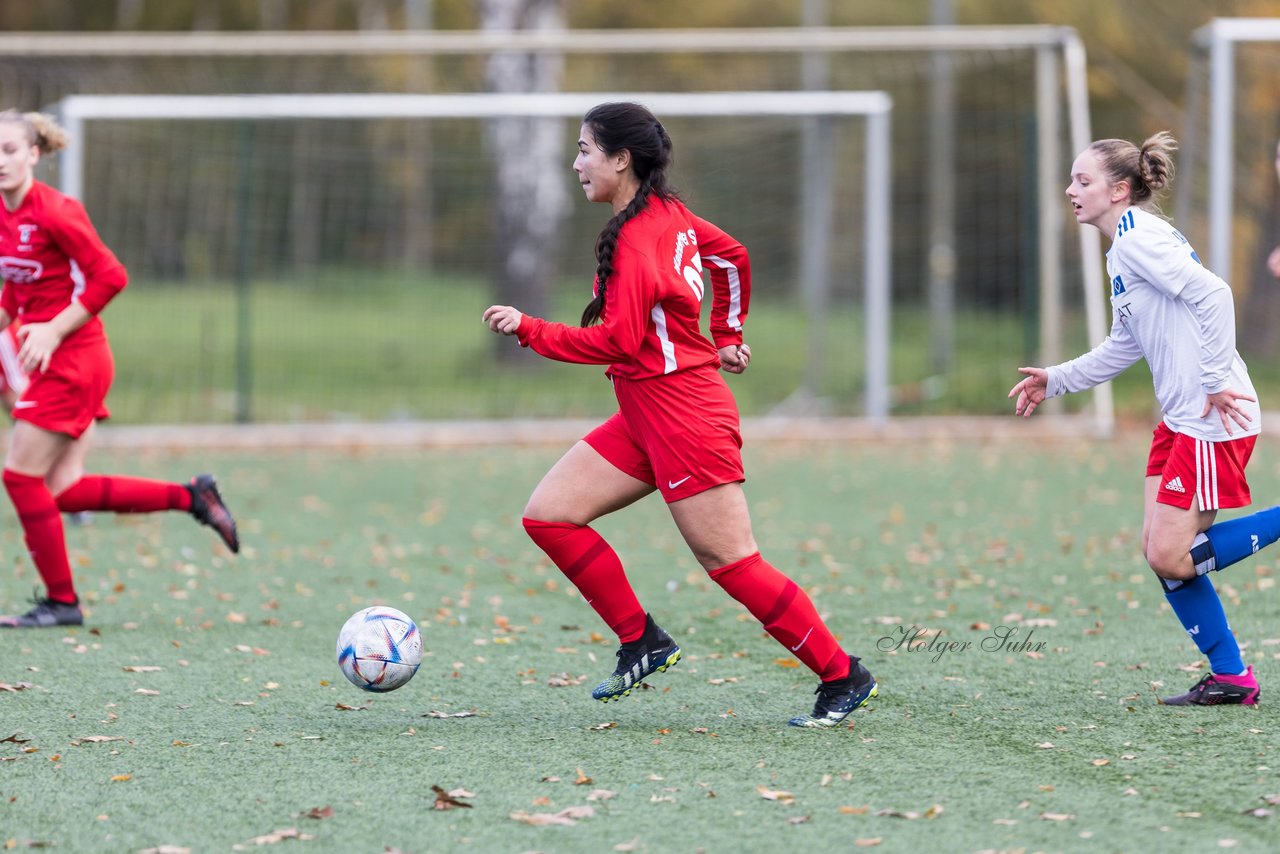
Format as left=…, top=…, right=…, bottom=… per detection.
left=719, top=343, right=751, bottom=374
left=1268, top=246, right=1280, bottom=278
left=482, top=305, right=523, bottom=336
left=1008, top=367, right=1049, bottom=417
left=1202, top=388, right=1256, bottom=436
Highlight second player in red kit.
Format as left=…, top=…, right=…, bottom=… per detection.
left=0, top=109, right=240, bottom=628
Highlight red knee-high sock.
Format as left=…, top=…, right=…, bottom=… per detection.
left=4, top=469, right=76, bottom=604
left=522, top=518, right=647, bottom=643
left=710, top=552, right=850, bottom=681
left=55, top=475, right=191, bottom=514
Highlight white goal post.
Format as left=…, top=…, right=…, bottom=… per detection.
left=1184, top=17, right=1280, bottom=281
left=54, top=90, right=896, bottom=419
left=0, top=26, right=1113, bottom=433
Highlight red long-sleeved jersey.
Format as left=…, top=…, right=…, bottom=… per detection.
left=517, top=197, right=750, bottom=380
left=0, top=181, right=127, bottom=351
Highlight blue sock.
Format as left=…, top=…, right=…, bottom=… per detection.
left=1192, top=505, right=1280, bottom=574
left=1162, top=574, right=1244, bottom=675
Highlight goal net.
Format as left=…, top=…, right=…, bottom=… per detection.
left=1178, top=19, right=1280, bottom=371
left=0, top=28, right=1106, bottom=430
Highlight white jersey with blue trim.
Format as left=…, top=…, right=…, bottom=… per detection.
left=1045, top=206, right=1260, bottom=441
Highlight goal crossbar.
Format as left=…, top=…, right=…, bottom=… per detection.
left=53, top=90, right=896, bottom=419
left=1187, top=18, right=1280, bottom=285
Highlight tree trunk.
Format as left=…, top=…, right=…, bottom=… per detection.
left=476, top=0, right=568, bottom=362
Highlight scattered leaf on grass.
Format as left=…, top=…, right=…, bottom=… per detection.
left=839, top=806, right=870, bottom=815
left=613, top=839, right=641, bottom=852
left=135, top=689, right=160, bottom=696
left=234, top=645, right=272, bottom=656
left=876, top=805, right=943, bottom=819
left=431, top=786, right=472, bottom=811
left=303, top=806, right=333, bottom=820
left=586, top=789, right=616, bottom=802
left=1177, top=812, right=1203, bottom=819
left=1091, top=759, right=1110, bottom=767
left=1040, top=813, right=1075, bottom=821
left=71, top=736, right=122, bottom=746
left=586, top=722, right=617, bottom=731
left=140, top=847, right=191, bottom=854
left=0, top=683, right=34, bottom=692
left=1243, top=808, right=1271, bottom=819
left=757, top=786, right=796, bottom=804
left=335, top=703, right=371, bottom=712
left=788, top=815, right=811, bottom=825
left=574, top=768, right=592, bottom=785
left=122, top=666, right=163, bottom=673
left=245, top=827, right=315, bottom=845
left=510, top=806, right=594, bottom=826
left=854, top=839, right=882, bottom=847
left=1, top=735, right=31, bottom=744
left=109, top=774, right=131, bottom=782
left=772, top=659, right=800, bottom=669
left=423, top=710, right=477, bottom=719
left=1263, top=795, right=1280, bottom=806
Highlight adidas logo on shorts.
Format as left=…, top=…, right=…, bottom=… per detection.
left=1164, top=476, right=1186, bottom=494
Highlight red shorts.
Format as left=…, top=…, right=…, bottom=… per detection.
left=584, top=367, right=745, bottom=503
left=1146, top=421, right=1255, bottom=510
left=12, top=337, right=113, bottom=439
left=0, top=324, right=27, bottom=397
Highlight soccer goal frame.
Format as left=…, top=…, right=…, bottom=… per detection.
left=54, top=90, right=895, bottom=419
left=4, top=26, right=1112, bottom=433
left=1182, top=17, right=1280, bottom=281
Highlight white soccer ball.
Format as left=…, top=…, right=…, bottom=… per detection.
left=336, top=606, right=423, bottom=692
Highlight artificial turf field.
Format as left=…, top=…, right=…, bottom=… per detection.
left=2, top=433, right=1278, bottom=853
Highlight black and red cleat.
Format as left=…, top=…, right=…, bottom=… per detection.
left=1162, top=667, right=1260, bottom=706
left=188, top=474, right=240, bottom=553
left=0, top=593, right=83, bottom=628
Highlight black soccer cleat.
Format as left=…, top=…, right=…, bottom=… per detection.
left=0, top=594, right=84, bottom=628
left=188, top=474, right=240, bottom=553
left=1161, top=668, right=1260, bottom=706
left=591, top=613, right=682, bottom=702
left=788, top=656, right=878, bottom=727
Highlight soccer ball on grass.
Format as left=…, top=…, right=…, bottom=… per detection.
left=336, top=606, right=422, bottom=692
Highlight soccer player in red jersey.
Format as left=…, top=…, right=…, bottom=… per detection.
left=0, top=110, right=240, bottom=628
left=483, top=102, right=876, bottom=727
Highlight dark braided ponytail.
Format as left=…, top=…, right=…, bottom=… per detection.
left=580, top=103, right=677, bottom=327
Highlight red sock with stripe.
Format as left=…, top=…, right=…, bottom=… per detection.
left=3, top=469, right=77, bottom=604
left=55, top=475, right=192, bottom=514
left=522, top=518, right=647, bottom=643
left=709, top=552, right=850, bottom=681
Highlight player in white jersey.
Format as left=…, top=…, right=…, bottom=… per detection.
left=1009, top=132, right=1280, bottom=706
